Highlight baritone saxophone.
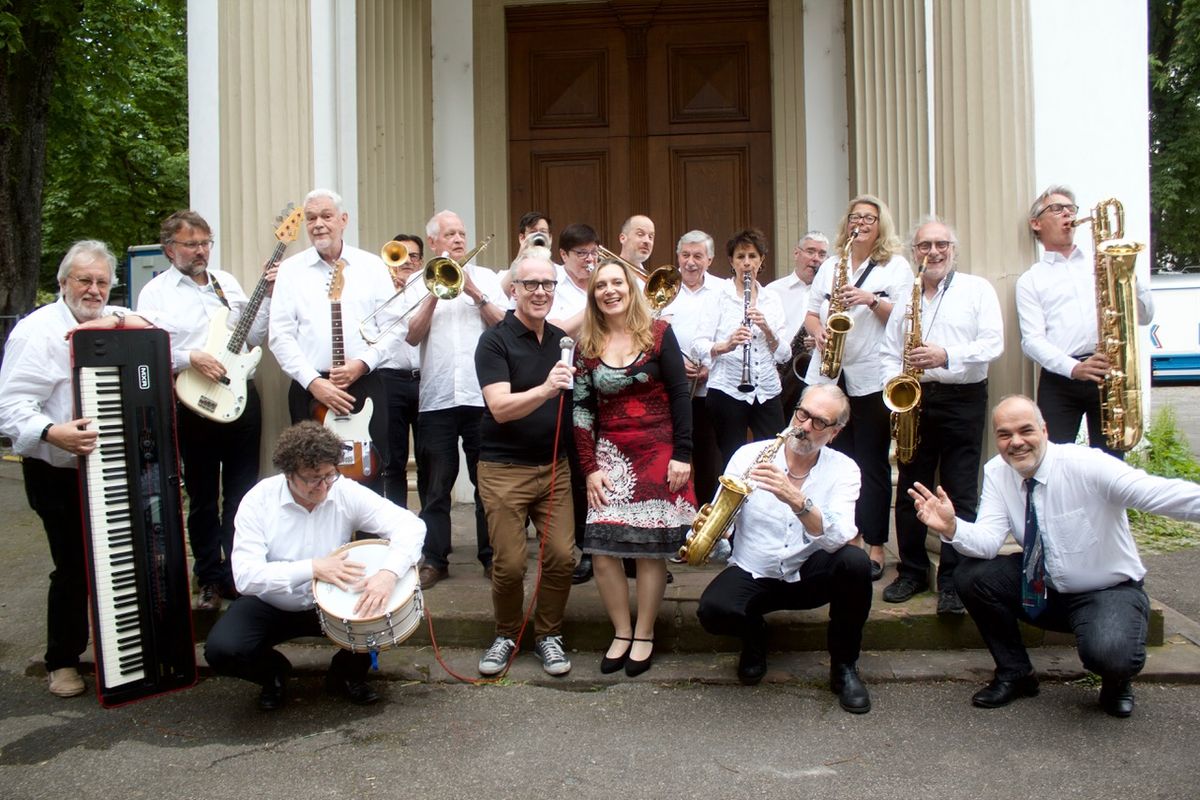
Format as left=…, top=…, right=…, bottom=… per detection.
left=1073, top=198, right=1145, bottom=451
left=679, top=427, right=798, bottom=566
left=819, top=227, right=859, bottom=379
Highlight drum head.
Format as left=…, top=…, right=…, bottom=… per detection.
left=313, top=540, right=417, bottom=621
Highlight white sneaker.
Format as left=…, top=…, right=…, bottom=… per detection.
left=478, top=637, right=517, bottom=676
left=535, top=635, right=572, bottom=676
left=48, top=667, right=86, bottom=698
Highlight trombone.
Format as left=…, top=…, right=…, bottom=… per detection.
left=595, top=244, right=683, bottom=313
left=359, top=235, right=494, bottom=345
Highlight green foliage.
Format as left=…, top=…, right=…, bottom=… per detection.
left=1127, top=405, right=1200, bottom=552
left=39, top=0, right=188, bottom=296
left=1150, top=0, right=1200, bottom=271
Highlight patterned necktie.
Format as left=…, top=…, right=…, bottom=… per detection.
left=1022, top=477, right=1047, bottom=618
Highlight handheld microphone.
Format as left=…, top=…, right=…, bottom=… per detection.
left=559, top=336, right=575, bottom=366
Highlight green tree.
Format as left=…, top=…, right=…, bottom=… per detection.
left=1150, top=0, right=1200, bottom=272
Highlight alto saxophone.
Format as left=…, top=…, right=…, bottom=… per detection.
left=679, top=427, right=798, bottom=566
left=883, top=258, right=926, bottom=465
left=819, top=227, right=859, bottom=379
left=1074, top=198, right=1145, bottom=451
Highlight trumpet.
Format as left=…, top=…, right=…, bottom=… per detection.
left=381, top=241, right=411, bottom=290
left=595, top=244, right=682, bottom=313
left=359, top=235, right=494, bottom=345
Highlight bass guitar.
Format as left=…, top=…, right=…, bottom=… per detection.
left=175, top=204, right=303, bottom=421
left=315, top=258, right=381, bottom=482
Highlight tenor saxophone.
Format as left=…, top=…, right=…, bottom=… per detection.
left=883, top=259, right=926, bottom=464
left=678, top=427, right=798, bottom=566
left=818, top=227, right=858, bottom=379
left=1074, top=198, right=1145, bottom=451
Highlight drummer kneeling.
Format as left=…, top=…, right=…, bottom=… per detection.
left=205, top=421, right=425, bottom=711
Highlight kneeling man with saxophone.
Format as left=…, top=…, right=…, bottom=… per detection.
left=696, top=384, right=873, bottom=713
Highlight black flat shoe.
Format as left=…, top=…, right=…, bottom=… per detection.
left=600, top=636, right=632, bottom=674
left=870, top=560, right=884, bottom=581
left=624, top=637, right=654, bottom=677
left=258, top=670, right=288, bottom=712
left=971, top=674, right=1040, bottom=708
left=326, top=674, right=380, bottom=705
left=1099, top=677, right=1135, bottom=718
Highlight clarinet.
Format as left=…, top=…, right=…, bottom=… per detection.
left=736, top=270, right=754, bottom=393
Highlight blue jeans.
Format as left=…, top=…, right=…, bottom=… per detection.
left=416, top=406, right=491, bottom=569
left=955, top=553, right=1150, bottom=681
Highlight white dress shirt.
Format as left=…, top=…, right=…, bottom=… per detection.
left=0, top=299, right=127, bottom=469
left=765, top=271, right=814, bottom=347
left=948, top=443, right=1200, bottom=593
left=136, top=267, right=270, bottom=374
left=728, top=443, right=861, bottom=581
left=804, top=254, right=913, bottom=396
left=548, top=264, right=588, bottom=323
left=231, top=473, right=426, bottom=612
left=660, top=271, right=727, bottom=398
left=405, top=263, right=503, bottom=412
left=693, top=279, right=790, bottom=403
left=1015, top=245, right=1155, bottom=378
left=879, top=271, right=1004, bottom=388
left=269, top=244, right=397, bottom=389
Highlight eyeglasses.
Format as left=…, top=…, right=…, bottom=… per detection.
left=570, top=248, right=600, bottom=261
left=1039, top=203, right=1078, bottom=217
left=914, top=240, right=953, bottom=254
left=800, top=247, right=828, bottom=259
left=170, top=238, right=215, bottom=250
left=517, top=279, right=558, bottom=292
left=293, top=470, right=341, bottom=489
left=65, top=275, right=112, bottom=292
left=792, top=406, right=837, bottom=431
left=847, top=213, right=878, bottom=225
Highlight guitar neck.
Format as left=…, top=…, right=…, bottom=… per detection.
left=226, top=239, right=287, bottom=353
left=331, top=300, right=345, bottom=369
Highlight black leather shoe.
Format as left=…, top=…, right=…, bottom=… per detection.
left=1099, top=677, right=1135, bottom=718
left=882, top=575, right=927, bottom=603
left=937, top=588, right=966, bottom=615
left=830, top=663, right=871, bottom=713
left=326, top=674, right=380, bottom=705
left=737, top=635, right=768, bottom=686
left=870, top=560, right=884, bottom=582
left=258, top=670, right=288, bottom=711
left=572, top=555, right=594, bottom=585
left=971, top=674, right=1040, bottom=708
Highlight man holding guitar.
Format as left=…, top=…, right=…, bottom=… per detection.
left=137, top=210, right=282, bottom=611
left=270, top=189, right=396, bottom=496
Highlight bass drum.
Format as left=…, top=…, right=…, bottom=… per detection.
left=313, top=540, right=423, bottom=653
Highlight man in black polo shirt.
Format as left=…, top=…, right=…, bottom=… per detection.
left=474, top=250, right=576, bottom=676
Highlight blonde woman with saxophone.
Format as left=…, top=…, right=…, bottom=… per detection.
left=695, top=384, right=874, bottom=713
left=694, top=228, right=790, bottom=467
left=802, top=195, right=913, bottom=581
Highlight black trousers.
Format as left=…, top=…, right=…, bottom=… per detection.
left=829, top=390, right=892, bottom=546
left=892, top=381, right=988, bottom=588
left=204, top=595, right=370, bottom=686
left=697, top=547, right=873, bottom=665
left=377, top=367, right=421, bottom=507
left=955, top=554, right=1150, bottom=682
left=1036, top=368, right=1121, bottom=459
left=415, top=405, right=491, bottom=569
left=691, top=395, right=722, bottom=504
left=23, top=458, right=90, bottom=671
left=565, top=422, right=588, bottom=550
left=287, top=371, right=388, bottom=495
left=176, top=384, right=261, bottom=589
left=705, top=389, right=785, bottom=469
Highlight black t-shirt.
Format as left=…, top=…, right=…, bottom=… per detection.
left=475, top=311, right=571, bottom=465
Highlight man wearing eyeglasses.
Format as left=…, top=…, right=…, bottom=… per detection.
left=879, top=219, right=1004, bottom=614
left=205, top=421, right=425, bottom=710
left=137, top=210, right=277, bottom=612
left=0, top=240, right=152, bottom=698
left=377, top=233, right=425, bottom=508
left=766, top=232, right=829, bottom=412
left=1016, top=185, right=1154, bottom=457
left=473, top=253, right=577, bottom=676
left=696, top=384, right=873, bottom=714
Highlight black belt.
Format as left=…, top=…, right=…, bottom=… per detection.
left=381, top=367, right=421, bottom=380
left=920, top=379, right=987, bottom=396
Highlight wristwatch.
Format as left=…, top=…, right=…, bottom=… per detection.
left=796, top=496, right=814, bottom=517
left=868, top=296, right=880, bottom=310
left=477, top=294, right=491, bottom=308
left=113, top=310, right=126, bottom=329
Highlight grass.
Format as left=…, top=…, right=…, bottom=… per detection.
left=1126, top=406, right=1200, bottom=553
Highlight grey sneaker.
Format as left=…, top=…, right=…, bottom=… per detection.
left=535, top=635, right=572, bottom=676
left=478, top=636, right=517, bottom=676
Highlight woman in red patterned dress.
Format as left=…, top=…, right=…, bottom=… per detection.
left=573, top=259, right=697, bottom=676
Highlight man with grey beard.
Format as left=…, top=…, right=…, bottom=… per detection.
left=695, top=384, right=873, bottom=714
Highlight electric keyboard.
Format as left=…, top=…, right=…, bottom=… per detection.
left=72, top=328, right=196, bottom=707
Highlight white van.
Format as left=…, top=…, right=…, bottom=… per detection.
left=1149, top=271, right=1200, bottom=383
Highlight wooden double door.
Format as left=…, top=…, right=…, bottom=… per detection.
left=507, top=0, right=773, bottom=278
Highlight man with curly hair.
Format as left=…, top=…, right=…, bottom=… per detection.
left=204, top=421, right=425, bottom=710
